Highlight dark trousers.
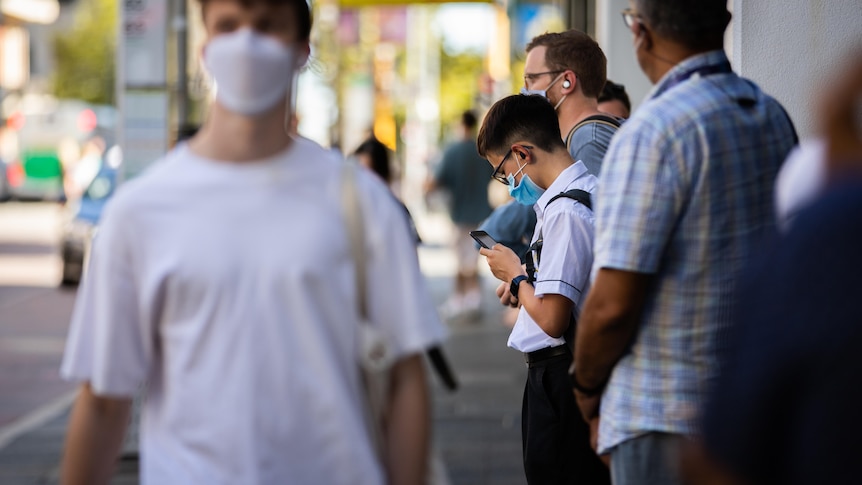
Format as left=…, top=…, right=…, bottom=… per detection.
left=522, top=353, right=610, bottom=485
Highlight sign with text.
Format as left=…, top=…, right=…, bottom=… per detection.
left=123, top=0, right=167, bottom=87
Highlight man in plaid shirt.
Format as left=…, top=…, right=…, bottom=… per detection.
left=571, top=1, right=797, bottom=484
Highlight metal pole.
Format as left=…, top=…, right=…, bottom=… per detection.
left=174, top=0, right=189, bottom=129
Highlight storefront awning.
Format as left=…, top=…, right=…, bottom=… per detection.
left=1, top=0, right=60, bottom=25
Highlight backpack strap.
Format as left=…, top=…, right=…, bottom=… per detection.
left=565, top=114, right=623, bottom=152
left=525, top=189, right=593, bottom=284
left=546, top=188, right=593, bottom=211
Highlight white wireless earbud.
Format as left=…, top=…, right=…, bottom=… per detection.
left=562, top=79, right=571, bottom=89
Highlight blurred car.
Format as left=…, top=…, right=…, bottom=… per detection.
left=1, top=94, right=115, bottom=202
left=0, top=158, right=10, bottom=201
left=60, top=145, right=122, bottom=286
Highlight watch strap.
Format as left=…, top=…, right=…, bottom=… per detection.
left=510, top=275, right=529, bottom=298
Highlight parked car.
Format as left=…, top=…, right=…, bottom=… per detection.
left=60, top=145, right=122, bottom=286
left=2, top=94, right=115, bottom=202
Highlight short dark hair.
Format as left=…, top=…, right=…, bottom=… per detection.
left=634, top=0, right=730, bottom=51
left=526, top=30, right=607, bottom=99
left=477, top=95, right=566, bottom=159
left=598, top=80, right=631, bottom=113
left=461, top=110, right=477, bottom=130
left=197, top=0, right=312, bottom=41
left=354, top=136, right=391, bottom=183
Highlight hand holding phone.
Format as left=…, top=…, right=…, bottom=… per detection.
left=469, top=230, right=498, bottom=249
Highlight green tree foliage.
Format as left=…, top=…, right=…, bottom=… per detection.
left=439, top=49, right=484, bottom=136
left=52, top=0, right=117, bottom=105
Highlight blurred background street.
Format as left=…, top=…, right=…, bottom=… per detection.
left=0, top=0, right=858, bottom=483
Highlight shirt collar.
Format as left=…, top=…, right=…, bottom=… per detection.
left=648, top=50, right=730, bottom=100
left=534, top=161, right=589, bottom=215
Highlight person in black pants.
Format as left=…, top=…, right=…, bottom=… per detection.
left=476, top=94, right=610, bottom=484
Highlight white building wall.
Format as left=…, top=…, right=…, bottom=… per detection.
left=596, top=0, right=862, bottom=137
left=595, top=0, right=653, bottom=111
left=731, top=0, right=862, bottom=139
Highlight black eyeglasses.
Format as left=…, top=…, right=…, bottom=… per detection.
left=621, top=8, right=640, bottom=29
left=491, top=146, right=533, bottom=185
left=523, top=70, right=564, bottom=86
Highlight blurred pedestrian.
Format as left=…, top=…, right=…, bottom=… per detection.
left=597, top=80, right=631, bottom=119
left=477, top=94, right=609, bottom=485
left=425, top=110, right=493, bottom=320
left=572, top=1, right=798, bottom=483
left=692, top=48, right=862, bottom=485
left=354, top=135, right=393, bottom=185
left=59, top=1, right=446, bottom=484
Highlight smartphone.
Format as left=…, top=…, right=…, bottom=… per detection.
left=469, top=230, right=498, bottom=249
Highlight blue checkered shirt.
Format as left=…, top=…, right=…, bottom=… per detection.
left=593, top=50, right=796, bottom=453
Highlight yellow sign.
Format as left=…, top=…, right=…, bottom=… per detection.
left=339, top=0, right=491, bottom=7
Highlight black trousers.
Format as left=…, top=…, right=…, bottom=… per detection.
left=521, top=353, right=610, bottom=485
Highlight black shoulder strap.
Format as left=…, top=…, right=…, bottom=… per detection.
left=526, top=188, right=593, bottom=282
left=565, top=114, right=623, bottom=151
left=546, top=188, right=592, bottom=211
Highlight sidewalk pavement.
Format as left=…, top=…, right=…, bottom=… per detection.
left=0, top=239, right=530, bottom=484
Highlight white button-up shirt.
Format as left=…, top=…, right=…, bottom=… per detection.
left=507, top=161, right=596, bottom=353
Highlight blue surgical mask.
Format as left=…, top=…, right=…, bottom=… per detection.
left=520, top=72, right=566, bottom=110
left=507, top=161, right=545, bottom=206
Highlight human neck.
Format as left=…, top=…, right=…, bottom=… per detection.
left=189, top=102, right=293, bottom=162
left=535, top=149, right=575, bottom=189
left=557, top=96, right=603, bottom=140
left=646, top=41, right=722, bottom=84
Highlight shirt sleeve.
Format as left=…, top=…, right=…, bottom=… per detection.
left=359, top=173, right=448, bottom=359
left=60, top=194, right=153, bottom=397
left=532, top=204, right=594, bottom=305
left=594, top=119, right=682, bottom=274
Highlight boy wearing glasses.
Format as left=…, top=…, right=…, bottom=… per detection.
left=477, top=94, right=609, bottom=485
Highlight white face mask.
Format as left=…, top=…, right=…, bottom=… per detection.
left=203, top=28, right=299, bottom=116
left=520, top=72, right=566, bottom=110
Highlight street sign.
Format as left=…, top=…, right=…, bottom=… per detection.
left=118, top=0, right=169, bottom=180
left=122, top=0, right=167, bottom=87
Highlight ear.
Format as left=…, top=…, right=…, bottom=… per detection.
left=561, top=72, right=574, bottom=93
left=514, top=146, right=531, bottom=162
left=633, top=21, right=651, bottom=50
left=297, top=42, right=311, bottom=68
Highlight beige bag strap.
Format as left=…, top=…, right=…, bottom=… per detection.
left=341, top=162, right=368, bottom=319
left=341, top=161, right=389, bottom=461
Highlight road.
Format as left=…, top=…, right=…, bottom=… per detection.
left=0, top=202, right=77, bottom=440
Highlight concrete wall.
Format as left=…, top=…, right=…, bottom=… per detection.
left=731, top=0, right=862, bottom=139
left=595, top=0, right=653, bottom=112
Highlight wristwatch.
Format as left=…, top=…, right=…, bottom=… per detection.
left=568, top=362, right=607, bottom=396
left=510, top=275, right=530, bottom=298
